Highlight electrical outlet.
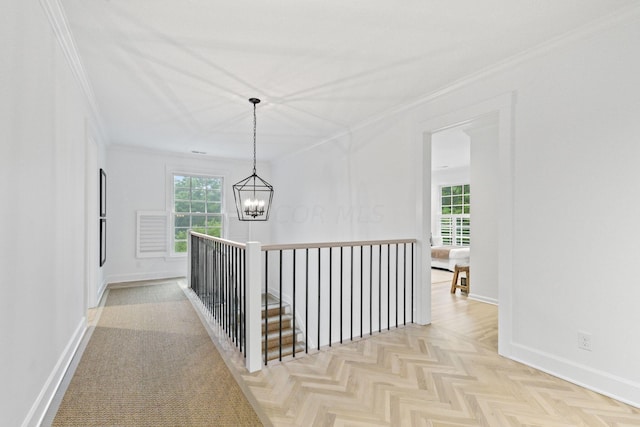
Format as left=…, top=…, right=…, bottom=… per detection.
left=578, top=332, right=592, bottom=351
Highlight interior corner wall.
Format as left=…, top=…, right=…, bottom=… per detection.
left=270, top=117, right=418, bottom=244
left=271, top=18, right=640, bottom=406
left=106, top=147, right=272, bottom=284
left=467, top=123, right=499, bottom=304
left=0, top=1, right=103, bottom=425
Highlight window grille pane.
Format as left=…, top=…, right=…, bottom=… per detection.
left=174, top=176, right=189, bottom=187
left=172, top=173, right=224, bottom=254
left=206, top=215, right=221, bottom=227
left=191, top=201, right=205, bottom=213
left=175, top=228, right=188, bottom=240
left=175, top=214, right=189, bottom=227
left=191, top=216, right=206, bottom=227
left=439, top=184, right=471, bottom=246
left=192, top=189, right=205, bottom=201
left=207, top=202, right=222, bottom=213
left=175, top=189, right=190, bottom=200
left=175, top=201, right=190, bottom=212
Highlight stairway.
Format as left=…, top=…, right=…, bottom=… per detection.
left=262, top=293, right=305, bottom=362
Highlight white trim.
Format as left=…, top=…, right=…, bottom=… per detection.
left=415, top=92, right=515, bottom=357
left=97, top=279, right=108, bottom=305
left=107, top=270, right=186, bottom=285
left=413, top=131, right=431, bottom=326
left=22, top=318, right=86, bottom=427
left=468, top=294, right=498, bottom=306
left=511, top=343, right=640, bottom=409
left=245, top=242, right=263, bottom=373
left=39, top=0, right=109, bottom=143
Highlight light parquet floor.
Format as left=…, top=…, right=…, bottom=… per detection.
left=201, top=270, right=640, bottom=427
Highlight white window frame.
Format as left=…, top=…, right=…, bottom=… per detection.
left=167, top=170, right=226, bottom=257
left=438, top=183, right=470, bottom=246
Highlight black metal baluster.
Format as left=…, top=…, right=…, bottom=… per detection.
left=403, top=243, right=407, bottom=326
left=233, top=246, right=237, bottom=344
left=340, top=247, right=343, bottom=344
left=387, top=244, right=390, bottom=331
left=219, top=243, right=223, bottom=322
left=329, top=247, right=332, bottom=347
left=292, top=249, right=296, bottom=357
left=305, top=248, right=309, bottom=354
left=217, top=242, right=221, bottom=321
left=229, top=244, right=232, bottom=337
left=279, top=250, right=283, bottom=361
left=360, top=245, right=363, bottom=338
left=225, top=244, right=230, bottom=335
left=264, top=251, right=268, bottom=365
left=411, top=243, right=414, bottom=323
left=236, top=246, right=240, bottom=346
left=219, top=243, right=223, bottom=328
left=317, top=247, right=321, bottom=351
left=213, top=242, right=218, bottom=320
left=350, top=246, right=354, bottom=341
left=378, top=245, right=382, bottom=332
left=223, top=243, right=226, bottom=326
left=395, top=244, right=399, bottom=328
left=242, top=248, right=246, bottom=356
left=369, top=245, right=373, bottom=336
left=202, top=241, right=207, bottom=312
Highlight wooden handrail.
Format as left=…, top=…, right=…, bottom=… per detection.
left=189, top=231, right=416, bottom=251
left=262, top=238, right=416, bottom=251
left=189, top=231, right=247, bottom=249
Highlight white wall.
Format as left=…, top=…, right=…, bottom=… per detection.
left=107, top=146, right=272, bottom=283
left=0, top=1, right=105, bottom=425
left=272, top=118, right=416, bottom=244
left=467, top=121, right=499, bottom=304
left=271, top=16, right=640, bottom=406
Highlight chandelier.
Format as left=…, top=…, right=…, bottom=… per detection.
left=232, top=98, right=274, bottom=221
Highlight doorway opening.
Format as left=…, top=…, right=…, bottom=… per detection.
left=417, top=92, right=514, bottom=358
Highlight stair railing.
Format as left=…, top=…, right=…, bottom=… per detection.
left=261, top=238, right=417, bottom=365
left=189, top=232, right=263, bottom=372
left=189, top=233, right=419, bottom=372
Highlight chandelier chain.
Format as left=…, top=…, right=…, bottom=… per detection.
left=253, top=102, right=257, bottom=174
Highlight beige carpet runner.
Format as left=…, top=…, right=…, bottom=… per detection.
left=53, top=283, right=262, bottom=426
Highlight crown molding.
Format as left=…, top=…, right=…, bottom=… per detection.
left=276, top=3, right=640, bottom=164
left=39, top=0, right=110, bottom=144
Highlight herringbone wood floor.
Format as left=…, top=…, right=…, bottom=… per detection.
left=200, top=270, right=640, bottom=426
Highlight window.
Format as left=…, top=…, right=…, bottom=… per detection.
left=173, top=174, right=223, bottom=253
left=439, top=184, right=470, bottom=246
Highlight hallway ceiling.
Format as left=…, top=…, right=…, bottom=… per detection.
left=60, top=0, right=635, bottom=160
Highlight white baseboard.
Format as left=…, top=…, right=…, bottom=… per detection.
left=107, top=270, right=186, bottom=285
left=96, top=279, right=108, bottom=305
left=22, top=318, right=86, bottom=427
left=468, top=293, right=498, bottom=305
left=511, top=342, right=640, bottom=409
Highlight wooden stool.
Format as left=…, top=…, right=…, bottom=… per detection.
left=450, top=264, right=470, bottom=294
